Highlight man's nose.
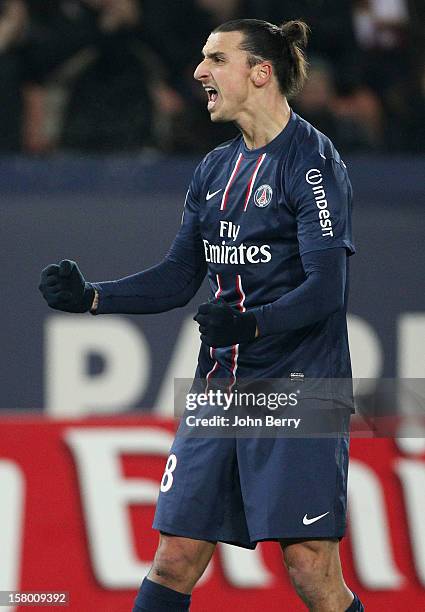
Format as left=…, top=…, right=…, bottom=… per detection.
left=194, top=59, right=209, bottom=81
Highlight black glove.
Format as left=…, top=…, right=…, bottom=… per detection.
left=194, top=298, right=257, bottom=347
left=39, top=259, right=95, bottom=313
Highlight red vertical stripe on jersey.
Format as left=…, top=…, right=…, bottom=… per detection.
left=205, top=274, right=223, bottom=390
left=220, top=153, right=243, bottom=211
left=229, top=275, right=246, bottom=391
left=228, top=344, right=238, bottom=392
left=235, top=274, right=246, bottom=313
left=243, top=153, right=267, bottom=211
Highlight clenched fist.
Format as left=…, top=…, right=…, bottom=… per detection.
left=39, top=259, right=95, bottom=313
left=194, top=298, right=257, bottom=347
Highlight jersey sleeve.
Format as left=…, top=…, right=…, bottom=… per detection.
left=92, top=165, right=207, bottom=314
left=251, top=247, right=347, bottom=337
left=168, top=164, right=205, bottom=269
left=288, top=154, right=355, bottom=256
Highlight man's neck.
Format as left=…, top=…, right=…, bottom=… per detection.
left=237, top=98, right=291, bottom=151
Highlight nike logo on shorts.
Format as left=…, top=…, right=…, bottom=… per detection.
left=206, top=189, right=223, bottom=201
left=303, top=511, right=330, bottom=525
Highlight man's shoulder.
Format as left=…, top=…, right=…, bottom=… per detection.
left=292, top=114, right=338, bottom=158
left=287, top=113, right=345, bottom=173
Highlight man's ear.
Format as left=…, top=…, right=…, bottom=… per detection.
left=252, top=62, right=273, bottom=87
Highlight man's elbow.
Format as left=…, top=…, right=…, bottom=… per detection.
left=175, top=284, right=201, bottom=308
left=176, top=270, right=206, bottom=308
left=176, top=293, right=194, bottom=308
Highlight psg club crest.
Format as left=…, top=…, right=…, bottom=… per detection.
left=254, top=184, right=273, bottom=208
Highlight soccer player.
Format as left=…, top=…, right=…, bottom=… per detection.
left=39, top=19, right=364, bottom=612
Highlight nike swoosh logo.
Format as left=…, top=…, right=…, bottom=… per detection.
left=206, top=189, right=223, bottom=201
left=303, top=512, right=330, bottom=526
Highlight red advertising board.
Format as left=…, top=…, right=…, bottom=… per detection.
left=0, top=416, right=424, bottom=611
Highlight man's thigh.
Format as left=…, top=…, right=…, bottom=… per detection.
left=236, top=429, right=350, bottom=542
left=153, top=434, right=253, bottom=548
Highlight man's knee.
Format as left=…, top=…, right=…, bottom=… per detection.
left=281, top=539, right=339, bottom=588
left=150, top=534, right=215, bottom=590
left=152, top=539, right=196, bottom=583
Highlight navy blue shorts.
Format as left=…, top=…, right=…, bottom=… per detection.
left=153, top=415, right=350, bottom=549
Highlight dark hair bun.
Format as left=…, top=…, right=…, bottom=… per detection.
left=280, top=20, right=310, bottom=49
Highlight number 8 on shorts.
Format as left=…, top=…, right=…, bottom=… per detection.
left=160, top=454, right=177, bottom=493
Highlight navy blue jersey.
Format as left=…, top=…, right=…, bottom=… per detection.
left=95, top=110, right=355, bottom=386
left=175, top=111, right=354, bottom=384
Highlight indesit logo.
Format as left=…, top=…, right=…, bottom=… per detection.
left=305, top=168, right=334, bottom=238
left=305, top=169, right=323, bottom=186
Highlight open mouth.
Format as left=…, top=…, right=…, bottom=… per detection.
left=204, top=86, right=219, bottom=109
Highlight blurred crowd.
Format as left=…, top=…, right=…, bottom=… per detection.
left=0, top=0, right=423, bottom=155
